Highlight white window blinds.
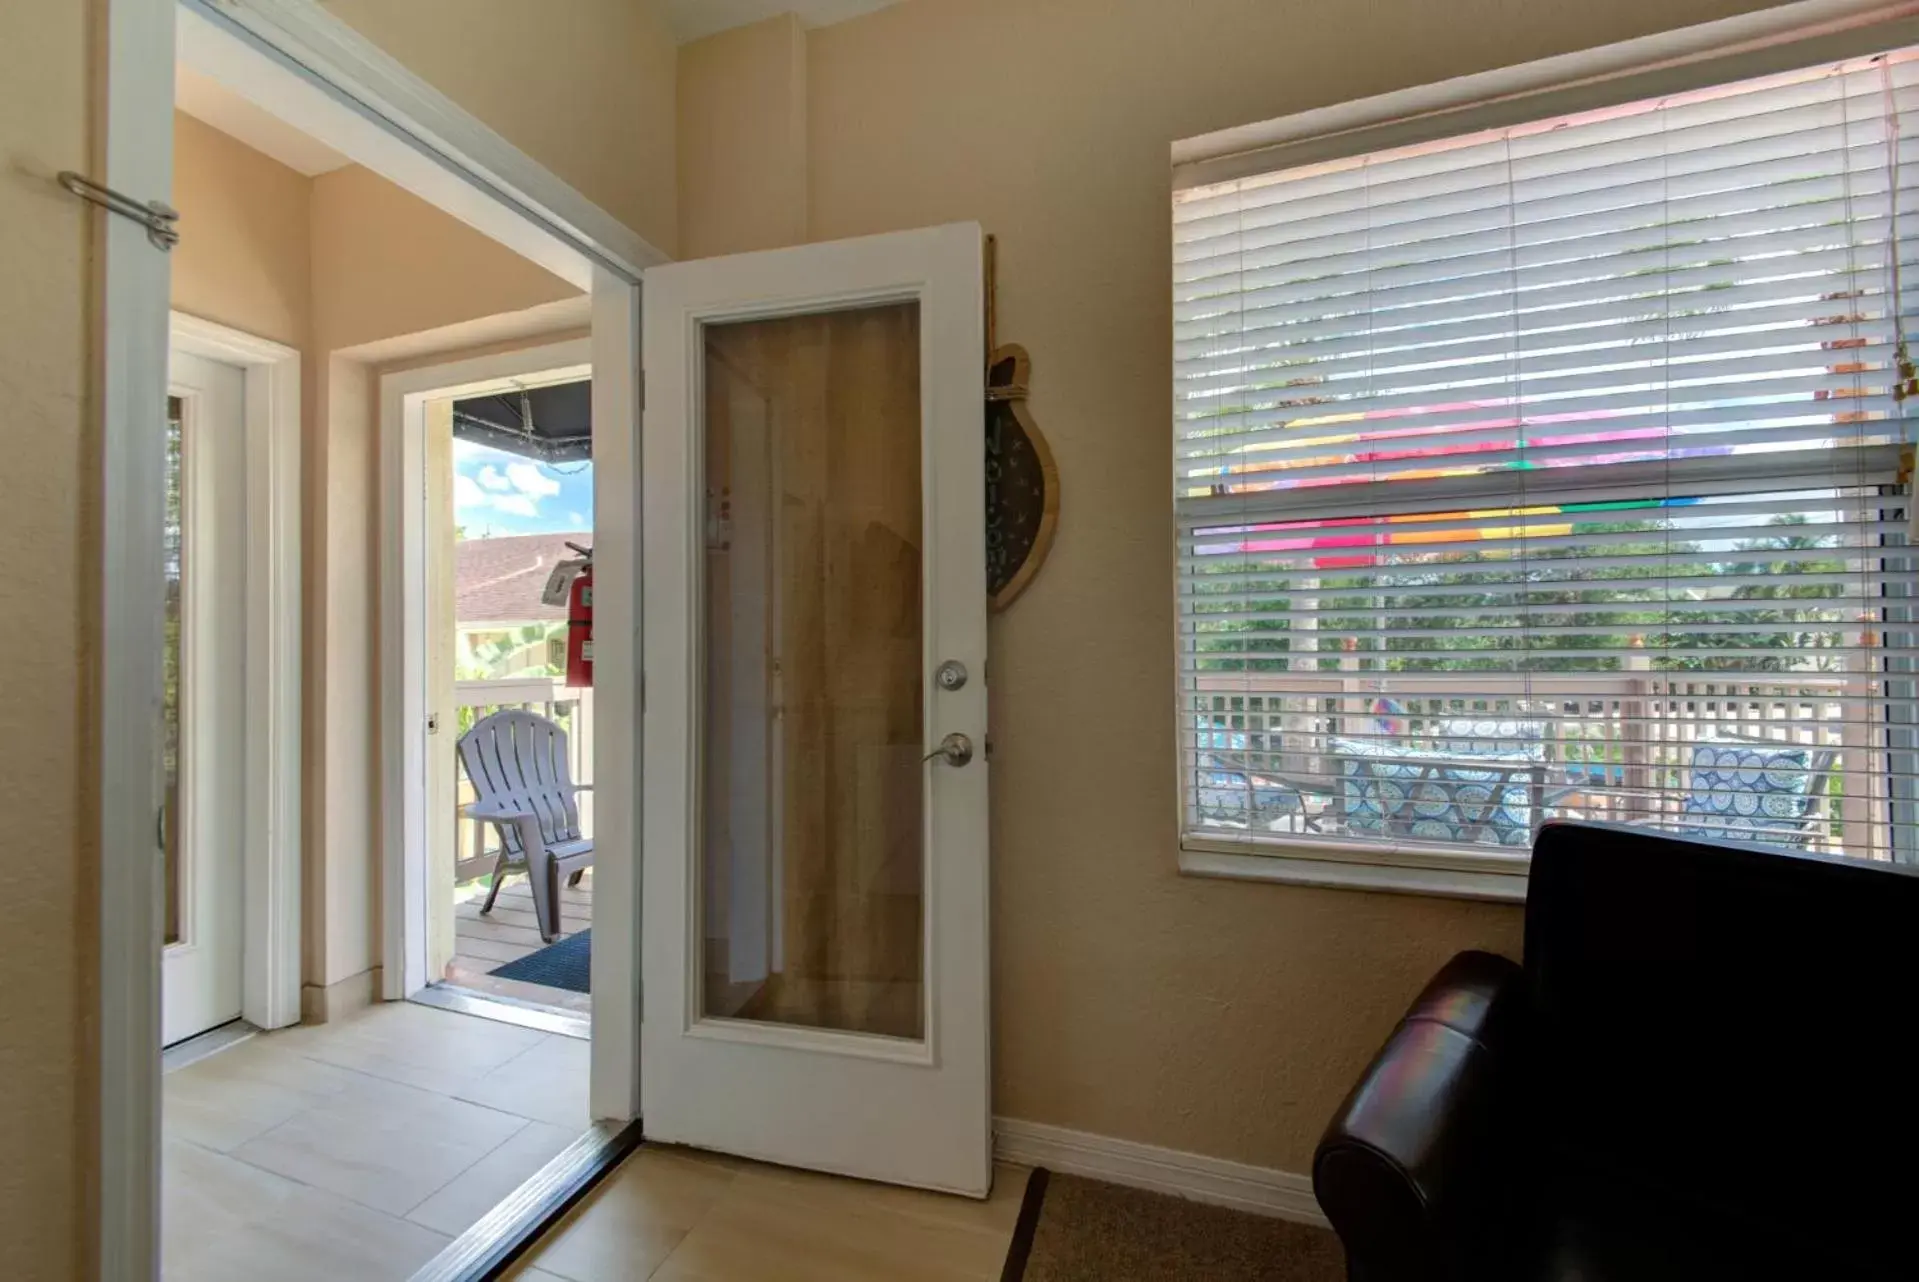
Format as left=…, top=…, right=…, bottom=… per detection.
left=1174, top=50, right=1919, bottom=864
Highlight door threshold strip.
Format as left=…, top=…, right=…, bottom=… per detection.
left=410, top=983, right=590, bottom=1039
left=161, top=1019, right=257, bottom=1074
left=409, top=1118, right=644, bottom=1282
left=998, top=1167, right=1050, bottom=1282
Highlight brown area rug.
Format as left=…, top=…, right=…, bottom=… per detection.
left=1002, top=1170, right=1345, bottom=1282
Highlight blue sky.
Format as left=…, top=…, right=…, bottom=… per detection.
left=452, top=438, right=593, bottom=538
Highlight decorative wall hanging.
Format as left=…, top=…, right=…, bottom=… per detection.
left=983, top=235, right=1060, bottom=611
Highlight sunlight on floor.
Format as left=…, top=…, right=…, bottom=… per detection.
left=163, top=1002, right=588, bottom=1282
left=509, top=1147, right=1028, bottom=1282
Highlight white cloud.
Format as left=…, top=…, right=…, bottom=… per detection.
left=454, top=475, right=486, bottom=508
left=505, top=461, right=561, bottom=500
left=476, top=465, right=512, bottom=492
left=491, top=494, right=540, bottom=518
left=566, top=511, right=587, bottom=526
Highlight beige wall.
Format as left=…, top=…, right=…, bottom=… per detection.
left=310, top=164, right=578, bottom=351
left=172, top=111, right=312, bottom=350
left=307, top=168, right=580, bottom=991
left=320, top=0, right=680, bottom=257
left=679, top=0, right=1796, bottom=1173
left=0, top=0, right=92, bottom=1272
left=677, top=14, right=809, bottom=260
left=168, top=114, right=582, bottom=994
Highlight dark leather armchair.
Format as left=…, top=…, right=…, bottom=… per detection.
left=1313, top=821, right=1919, bottom=1282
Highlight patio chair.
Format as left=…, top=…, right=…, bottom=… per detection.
left=1194, top=752, right=1320, bottom=833
left=1661, top=735, right=1838, bottom=850
left=1330, top=735, right=1545, bottom=848
left=459, top=708, right=594, bottom=943
left=1431, top=716, right=1621, bottom=810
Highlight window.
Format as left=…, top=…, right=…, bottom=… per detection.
left=1174, top=47, right=1919, bottom=878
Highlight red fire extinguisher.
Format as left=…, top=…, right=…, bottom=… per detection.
left=564, top=541, right=593, bottom=688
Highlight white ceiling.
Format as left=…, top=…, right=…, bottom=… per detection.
left=175, top=64, right=352, bottom=178
left=668, top=0, right=902, bottom=44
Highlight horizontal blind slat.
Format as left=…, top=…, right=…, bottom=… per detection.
left=1174, top=46, right=1919, bottom=863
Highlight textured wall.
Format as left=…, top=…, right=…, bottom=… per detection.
left=678, top=0, right=1798, bottom=1172
left=678, top=13, right=810, bottom=259
left=171, top=129, right=579, bottom=992
left=321, top=0, right=680, bottom=257
left=171, top=111, right=313, bottom=350
left=0, top=0, right=92, bottom=1276
left=306, top=165, right=578, bottom=989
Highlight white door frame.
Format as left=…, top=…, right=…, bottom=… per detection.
left=168, top=312, right=303, bottom=1036
left=378, top=338, right=592, bottom=1003
left=101, top=0, right=660, bottom=1273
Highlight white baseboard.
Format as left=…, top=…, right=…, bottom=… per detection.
left=993, top=1117, right=1328, bottom=1227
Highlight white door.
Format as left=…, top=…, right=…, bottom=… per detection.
left=642, top=224, right=991, bottom=1195
left=162, top=349, right=248, bottom=1046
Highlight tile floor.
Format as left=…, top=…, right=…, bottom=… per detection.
left=510, top=1148, right=1028, bottom=1282
left=165, top=999, right=1027, bottom=1282
left=163, top=1000, right=589, bottom=1282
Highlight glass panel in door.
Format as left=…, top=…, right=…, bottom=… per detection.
left=164, top=394, right=185, bottom=946
left=699, top=301, right=925, bottom=1041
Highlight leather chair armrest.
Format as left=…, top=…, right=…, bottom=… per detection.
left=1313, top=950, right=1525, bottom=1282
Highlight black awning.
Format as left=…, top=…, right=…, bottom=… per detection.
left=452, top=379, right=592, bottom=463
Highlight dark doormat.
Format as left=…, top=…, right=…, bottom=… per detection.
left=1001, top=1168, right=1345, bottom=1282
left=489, top=929, right=591, bottom=993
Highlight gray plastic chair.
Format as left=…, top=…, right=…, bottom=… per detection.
left=459, top=708, right=593, bottom=943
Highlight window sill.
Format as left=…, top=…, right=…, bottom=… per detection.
left=1178, top=841, right=1529, bottom=903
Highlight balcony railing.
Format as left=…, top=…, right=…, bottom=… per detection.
left=453, top=677, right=594, bottom=882
left=1189, top=671, right=1899, bottom=861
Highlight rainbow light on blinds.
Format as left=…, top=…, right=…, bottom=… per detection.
left=1172, top=48, right=1919, bottom=865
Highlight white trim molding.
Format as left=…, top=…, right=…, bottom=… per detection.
left=99, top=0, right=177, bottom=1274
left=377, top=339, right=593, bottom=1003
left=993, top=1119, right=1329, bottom=1227
left=1179, top=845, right=1529, bottom=903
left=103, top=3, right=651, bottom=1274
left=169, top=312, right=304, bottom=1031
left=585, top=269, right=643, bottom=1126
left=179, top=0, right=667, bottom=284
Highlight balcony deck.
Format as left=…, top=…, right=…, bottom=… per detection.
left=446, top=868, right=592, bottom=1016
left=445, top=676, right=594, bottom=1015
left=1190, top=672, right=1898, bottom=860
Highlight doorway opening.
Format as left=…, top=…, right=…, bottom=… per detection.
left=124, top=3, right=650, bottom=1277
left=161, top=312, right=302, bottom=1050
left=427, top=368, right=599, bottom=1025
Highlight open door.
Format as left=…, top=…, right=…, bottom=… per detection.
left=642, top=224, right=990, bottom=1195
left=162, top=349, right=247, bottom=1046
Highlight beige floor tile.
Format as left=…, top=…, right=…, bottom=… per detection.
left=229, top=1069, right=530, bottom=1213
left=645, top=1163, right=1016, bottom=1282
left=738, top=1159, right=1028, bottom=1239
left=163, top=1038, right=365, bottom=1152
left=406, top=1120, right=582, bottom=1237
left=455, top=1033, right=592, bottom=1129
left=163, top=1138, right=449, bottom=1282
left=517, top=1148, right=738, bottom=1282
left=520, top=1147, right=1021, bottom=1282
left=267, top=999, right=547, bottom=1093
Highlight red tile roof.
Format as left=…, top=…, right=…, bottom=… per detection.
left=455, top=532, right=587, bottom=625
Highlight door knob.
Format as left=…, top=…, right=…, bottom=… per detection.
left=922, top=732, right=974, bottom=767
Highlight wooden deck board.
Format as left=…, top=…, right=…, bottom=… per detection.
left=446, top=869, right=592, bottom=1013
left=454, top=901, right=590, bottom=930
